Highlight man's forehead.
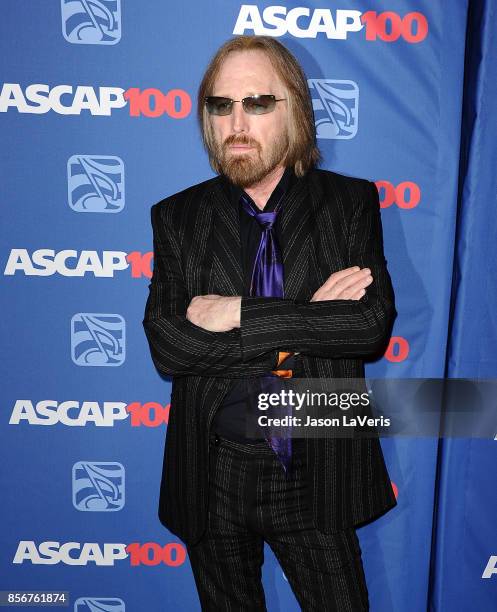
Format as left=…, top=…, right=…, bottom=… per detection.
left=214, top=50, right=283, bottom=92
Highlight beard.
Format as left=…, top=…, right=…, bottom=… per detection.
left=212, top=131, right=289, bottom=188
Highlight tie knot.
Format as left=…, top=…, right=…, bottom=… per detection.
left=240, top=194, right=279, bottom=230
left=255, top=211, right=278, bottom=230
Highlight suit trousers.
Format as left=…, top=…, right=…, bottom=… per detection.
left=186, top=432, right=369, bottom=611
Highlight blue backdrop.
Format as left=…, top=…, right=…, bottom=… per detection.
left=1, top=1, right=494, bottom=610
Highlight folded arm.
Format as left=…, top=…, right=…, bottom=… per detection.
left=142, top=202, right=278, bottom=378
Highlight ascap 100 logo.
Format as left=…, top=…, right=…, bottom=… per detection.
left=234, top=5, right=428, bottom=42
left=9, top=400, right=170, bottom=427
left=3, top=250, right=152, bottom=278
left=0, top=83, right=191, bottom=118
left=13, top=541, right=186, bottom=566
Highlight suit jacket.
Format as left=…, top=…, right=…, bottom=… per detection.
left=143, top=167, right=398, bottom=545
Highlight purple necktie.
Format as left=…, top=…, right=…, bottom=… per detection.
left=240, top=193, right=293, bottom=476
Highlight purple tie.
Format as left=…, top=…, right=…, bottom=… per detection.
left=240, top=193, right=293, bottom=476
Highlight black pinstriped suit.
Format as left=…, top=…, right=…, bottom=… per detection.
left=143, top=167, right=397, bottom=547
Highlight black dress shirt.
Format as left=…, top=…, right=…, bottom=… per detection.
left=211, top=166, right=297, bottom=442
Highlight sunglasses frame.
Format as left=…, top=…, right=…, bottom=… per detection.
left=204, top=94, right=286, bottom=116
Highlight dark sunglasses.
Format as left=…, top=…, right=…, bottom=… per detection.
left=205, top=94, right=286, bottom=116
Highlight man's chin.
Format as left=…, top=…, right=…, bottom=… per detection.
left=221, top=158, right=265, bottom=188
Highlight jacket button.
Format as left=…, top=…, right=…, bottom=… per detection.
left=214, top=434, right=220, bottom=446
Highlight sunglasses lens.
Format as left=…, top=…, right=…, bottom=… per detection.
left=243, top=95, right=276, bottom=114
left=205, top=95, right=279, bottom=115
left=205, top=97, right=232, bottom=115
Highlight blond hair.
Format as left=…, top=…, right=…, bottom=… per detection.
left=197, top=35, right=320, bottom=177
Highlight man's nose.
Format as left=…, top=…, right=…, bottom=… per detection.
left=230, top=101, right=249, bottom=133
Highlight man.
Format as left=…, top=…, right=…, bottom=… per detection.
left=143, top=35, right=397, bottom=611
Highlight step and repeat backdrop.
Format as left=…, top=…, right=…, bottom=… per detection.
left=2, top=1, right=494, bottom=611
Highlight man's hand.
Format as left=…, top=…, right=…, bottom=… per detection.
left=186, top=295, right=241, bottom=331
left=310, top=266, right=372, bottom=302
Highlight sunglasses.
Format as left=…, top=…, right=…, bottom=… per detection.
left=205, top=94, right=286, bottom=116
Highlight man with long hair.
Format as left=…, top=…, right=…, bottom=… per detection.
left=143, top=35, right=397, bottom=610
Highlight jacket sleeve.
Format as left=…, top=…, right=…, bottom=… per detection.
left=239, top=180, right=397, bottom=361
left=142, top=201, right=278, bottom=378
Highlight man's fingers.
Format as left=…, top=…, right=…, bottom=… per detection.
left=315, top=268, right=372, bottom=298
left=320, top=267, right=371, bottom=292
left=348, top=287, right=367, bottom=300
left=312, top=284, right=368, bottom=302
left=333, top=269, right=372, bottom=294
left=320, top=266, right=360, bottom=290
left=317, top=267, right=360, bottom=294
left=311, top=271, right=373, bottom=301
left=311, top=267, right=365, bottom=300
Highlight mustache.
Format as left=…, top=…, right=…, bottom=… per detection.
left=223, top=135, right=260, bottom=149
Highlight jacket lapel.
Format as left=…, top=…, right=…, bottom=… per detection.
left=208, top=180, right=244, bottom=296
left=279, top=176, right=313, bottom=300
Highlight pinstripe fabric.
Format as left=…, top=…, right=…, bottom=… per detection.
left=143, top=169, right=398, bottom=545
left=186, top=433, right=369, bottom=611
